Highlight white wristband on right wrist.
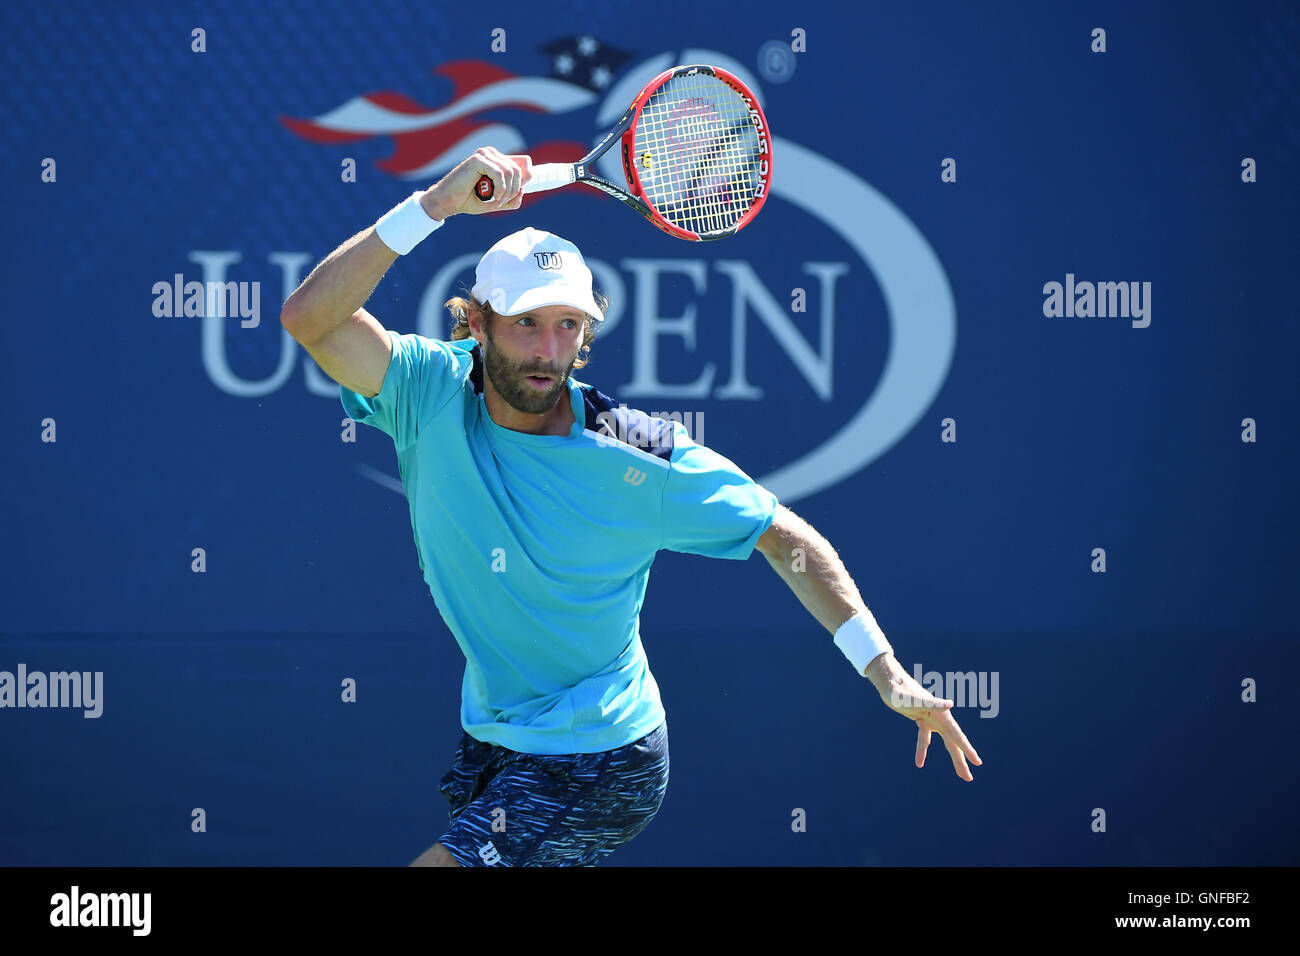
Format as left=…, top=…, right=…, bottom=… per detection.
left=833, top=611, right=893, bottom=677
left=375, top=191, right=443, bottom=255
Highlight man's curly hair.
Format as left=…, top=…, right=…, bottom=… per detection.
left=444, top=290, right=609, bottom=369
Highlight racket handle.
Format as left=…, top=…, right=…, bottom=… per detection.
left=522, top=163, right=576, bottom=193
left=474, top=164, right=575, bottom=201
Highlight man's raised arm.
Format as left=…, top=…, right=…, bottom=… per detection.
left=755, top=504, right=983, bottom=781
left=280, top=147, right=530, bottom=397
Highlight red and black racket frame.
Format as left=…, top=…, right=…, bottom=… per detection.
left=617, top=64, right=772, bottom=241
left=476, top=64, right=773, bottom=242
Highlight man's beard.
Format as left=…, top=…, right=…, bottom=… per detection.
left=482, top=325, right=576, bottom=415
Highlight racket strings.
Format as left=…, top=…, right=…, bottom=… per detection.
left=633, top=73, right=762, bottom=236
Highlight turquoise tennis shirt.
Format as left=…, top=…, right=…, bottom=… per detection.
left=341, top=331, right=779, bottom=755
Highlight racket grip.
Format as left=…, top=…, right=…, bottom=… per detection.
left=473, top=164, right=575, bottom=201
left=522, top=164, right=576, bottom=194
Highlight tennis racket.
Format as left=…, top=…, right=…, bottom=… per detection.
left=474, top=64, right=772, bottom=241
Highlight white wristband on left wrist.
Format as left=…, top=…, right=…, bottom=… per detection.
left=833, top=611, right=893, bottom=676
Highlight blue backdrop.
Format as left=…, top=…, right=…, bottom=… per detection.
left=2, top=0, right=1296, bottom=865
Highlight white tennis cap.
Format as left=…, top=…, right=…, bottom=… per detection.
left=471, top=227, right=603, bottom=321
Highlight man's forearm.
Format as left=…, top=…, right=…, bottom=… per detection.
left=281, top=192, right=444, bottom=342
left=760, top=507, right=863, bottom=635
left=760, top=507, right=909, bottom=692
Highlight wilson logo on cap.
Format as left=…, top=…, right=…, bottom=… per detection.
left=533, top=252, right=564, bottom=270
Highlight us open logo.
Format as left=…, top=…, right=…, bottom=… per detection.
left=534, top=252, right=564, bottom=270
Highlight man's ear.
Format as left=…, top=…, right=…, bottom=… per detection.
left=467, top=304, right=488, bottom=345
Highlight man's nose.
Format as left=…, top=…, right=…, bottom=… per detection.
left=534, top=325, right=557, bottom=362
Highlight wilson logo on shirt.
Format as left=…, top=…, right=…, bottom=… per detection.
left=623, top=466, right=647, bottom=486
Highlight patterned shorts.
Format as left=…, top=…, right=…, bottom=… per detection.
left=435, top=722, right=670, bottom=866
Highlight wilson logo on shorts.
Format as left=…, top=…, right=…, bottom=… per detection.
left=478, top=841, right=503, bottom=866
left=623, top=466, right=647, bottom=486
left=533, top=252, right=563, bottom=270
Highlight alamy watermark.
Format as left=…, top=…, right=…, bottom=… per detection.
left=50, top=886, right=150, bottom=935
left=0, top=664, right=103, bottom=718
left=1042, top=273, right=1150, bottom=328
left=890, top=663, right=999, bottom=718
left=152, top=273, right=261, bottom=328
left=594, top=404, right=704, bottom=449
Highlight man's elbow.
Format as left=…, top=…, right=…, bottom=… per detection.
left=280, top=299, right=303, bottom=337
left=280, top=299, right=317, bottom=346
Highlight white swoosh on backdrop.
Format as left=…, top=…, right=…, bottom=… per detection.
left=756, top=138, right=956, bottom=503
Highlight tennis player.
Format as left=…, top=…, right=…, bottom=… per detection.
left=280, top=147, right=982, bottom=867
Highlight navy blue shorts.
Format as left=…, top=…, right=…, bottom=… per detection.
left=435, top=722, right=669, bottom=866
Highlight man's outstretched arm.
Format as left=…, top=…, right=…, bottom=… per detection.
left=755, top=504, right=983, bottom=781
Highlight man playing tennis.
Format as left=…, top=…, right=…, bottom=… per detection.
left=281, top=147, right=982, bottom=867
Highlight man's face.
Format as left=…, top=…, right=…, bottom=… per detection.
left=480, top=304, right=587, bottom=415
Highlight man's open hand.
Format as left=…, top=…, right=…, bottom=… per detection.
left=867, top=655, right=983, bottom=781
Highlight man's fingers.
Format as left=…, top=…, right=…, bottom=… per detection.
left=935, top=710, right=982, bottom=767
left=481, top=161, right=512, bottom=201
left=476, top=155, right=527, bottom=208
left=891, top=678, right=983, bottom=780
left=506, top=153, right=534, bottom=187
left=944, top=734, right=974, bottom=781
left=915, top=710, right=983, bottom=780
left=930, top=713, right=979, bottom=781
left=497, top=157, right=521, bottom=200
left=479, top=146, right=521, bottom=199
left=468, top=148, right=508, bottom=198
